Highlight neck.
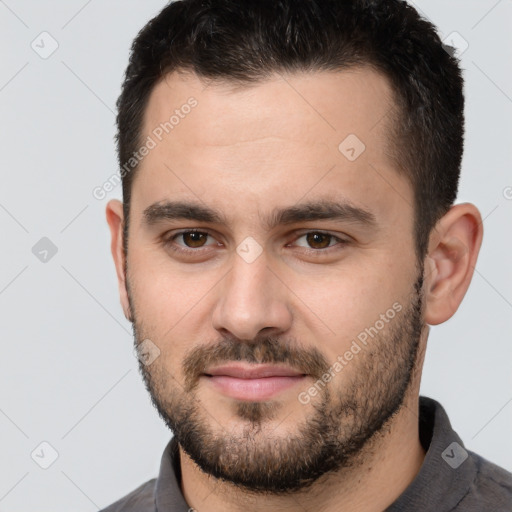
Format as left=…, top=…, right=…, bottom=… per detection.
left=179, top=329, right=429, bottom=512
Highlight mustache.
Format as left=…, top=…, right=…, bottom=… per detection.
left=182, top=334, right=330, bottom=392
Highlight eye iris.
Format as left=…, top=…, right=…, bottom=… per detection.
left=183, top=232, right=207, bottom=248
left=306, top=232, right=331, bottom=249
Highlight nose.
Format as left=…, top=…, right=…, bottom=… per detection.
left=211, top=250, right=293, bottom=341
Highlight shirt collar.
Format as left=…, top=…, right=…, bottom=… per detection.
left=155, top=434, right=189, bottom=511
left=385, top=396, right=477, bottom=511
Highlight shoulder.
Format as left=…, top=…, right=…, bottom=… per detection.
left=99, top=478, right=157, bottom=512
left=457, top=451, right=512, bottom=511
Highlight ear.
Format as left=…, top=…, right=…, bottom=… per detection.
left=106, top=199, right=132, bottom=322
left=423, top=203, right=483, bottom=325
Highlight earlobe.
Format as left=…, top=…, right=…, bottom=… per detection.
left=105, top=199, right=132, bottom=322
left=423, top=203, right=483, bottom=326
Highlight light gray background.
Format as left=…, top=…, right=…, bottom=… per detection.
left=0, top=1, right=511, bottom=510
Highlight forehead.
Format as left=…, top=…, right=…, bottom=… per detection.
left=132, top=67, right=411, bottom=232
left=143, top=66, right=397, bottom=149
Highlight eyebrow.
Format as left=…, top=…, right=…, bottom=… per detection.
left=142, top=199, right=378, bottom=231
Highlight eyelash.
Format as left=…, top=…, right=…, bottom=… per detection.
left=162, top=229, right=349, bottom=256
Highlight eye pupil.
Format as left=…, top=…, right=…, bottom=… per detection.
left=306, top=232, right=331, bottom=249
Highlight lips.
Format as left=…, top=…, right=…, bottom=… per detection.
left=204, top=364, right=306, bottom=379
left=202, top=364, right=307, bottom=401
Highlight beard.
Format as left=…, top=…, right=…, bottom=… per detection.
left=127, top=267, right=425, bottom=495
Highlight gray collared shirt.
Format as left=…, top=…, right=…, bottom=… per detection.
left=100, top=396, right=512, bottom=511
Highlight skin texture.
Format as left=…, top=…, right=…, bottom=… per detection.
left=106, top=68, right=483, bottom=512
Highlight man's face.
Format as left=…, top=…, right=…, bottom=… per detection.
left=124, top=68, right=426, bottom=492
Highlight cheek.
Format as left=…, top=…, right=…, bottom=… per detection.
left=128, top=251, right=220, bottom=350
left=287, top=257, right=410, bottom=358
left=131, top=244, right=202, bottom=305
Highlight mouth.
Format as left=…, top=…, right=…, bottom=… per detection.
left=202, top=364, right=308, bottom=401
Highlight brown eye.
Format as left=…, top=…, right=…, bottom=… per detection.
left=305, top=232, right=333, bottom=249
left=181, top=231, right=208, bottom=248
left=163, top=229, right=220, bottom=257
left=291, top=231, right=348, bottom=255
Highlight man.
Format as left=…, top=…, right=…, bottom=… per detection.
left=103, top=0, right=512, bottom=510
